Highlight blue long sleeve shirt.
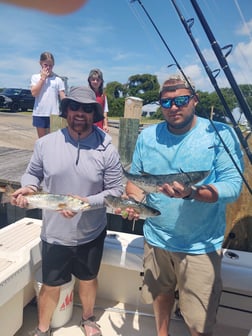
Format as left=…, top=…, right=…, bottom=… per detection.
left=130, top=117, right=244, bottom=253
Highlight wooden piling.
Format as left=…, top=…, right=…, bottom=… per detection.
left=118, top=118, right=140, bottom=166
left=119, top=96, right=143, bottom=166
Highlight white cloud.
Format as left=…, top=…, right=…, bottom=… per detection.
left=236, top=18, right=252, bottom=38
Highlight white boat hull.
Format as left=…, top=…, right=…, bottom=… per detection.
left=0, top=218, right=251, bottom=335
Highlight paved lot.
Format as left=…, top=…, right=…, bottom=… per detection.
left=0, top=112, right=37, bottom=150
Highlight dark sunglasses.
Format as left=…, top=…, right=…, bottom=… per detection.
left=68, top=101, right=94, bottom=113
left=160, top=95, right=194, bottom=109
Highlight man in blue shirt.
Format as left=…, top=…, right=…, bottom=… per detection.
left=122, top=74, right=244, bottom=336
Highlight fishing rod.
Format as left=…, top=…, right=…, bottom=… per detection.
left=130, top=0, right=193, bottom=92
left=130, top=0, right=252, bottom=194
left=190, top=0, right=252, bottom=128
left=170, top=0, right=252, bottom=167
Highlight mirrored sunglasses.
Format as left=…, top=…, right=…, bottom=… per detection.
left=68, top=101, right=94, bottom=113
left=160, top=95, right=194, bottom=109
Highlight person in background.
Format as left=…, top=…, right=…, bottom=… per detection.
left=88, top=68, right=109, bottom=133
left=31, top=51, right=65, bottom=138
left=117, top=74, right=244, bottom=336
left=11, top=86, right=123, bottom=336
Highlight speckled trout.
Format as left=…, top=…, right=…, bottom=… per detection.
left=122, top=167, right=210, bottom=194
left=0, top=185, right=91, bottom=212
left=104, top=195, right=160, bottom=218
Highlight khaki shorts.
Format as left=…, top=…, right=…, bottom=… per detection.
left=141, top=241, right=222, bottom=333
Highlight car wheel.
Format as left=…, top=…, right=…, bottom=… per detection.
left=11, top=102, right=20, bottom=112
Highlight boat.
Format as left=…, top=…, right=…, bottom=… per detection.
left=0, top=1, right=252, bottom=333
left=0, top=217, right=251, bottom=336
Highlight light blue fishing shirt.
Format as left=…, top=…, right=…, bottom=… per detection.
left=21, top=126, right=123, bottom=246
left=130, top=117, right=244, bottom=254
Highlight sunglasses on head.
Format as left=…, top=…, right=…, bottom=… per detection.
left=160, top=95, right=194, bottom=109
left=68, top=101, right=94, bottom=113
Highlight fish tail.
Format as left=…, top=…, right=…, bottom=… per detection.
left=0, top=184, right=15, bottom=204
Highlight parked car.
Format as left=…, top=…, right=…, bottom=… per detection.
left=0, top=88, right=35, bottom=112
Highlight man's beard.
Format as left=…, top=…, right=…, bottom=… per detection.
left=69, top=120, right=90, bottom=134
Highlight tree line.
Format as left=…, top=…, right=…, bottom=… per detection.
left=105, top=73, right=252, bottom=123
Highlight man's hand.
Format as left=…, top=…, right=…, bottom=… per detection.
left=159, top=181, right=193, bottom=199
left=114, top=207, right=140, bottom=221
left=59, top=209, right=78, bottom=218
left=11, top=186, right=37, bottom=208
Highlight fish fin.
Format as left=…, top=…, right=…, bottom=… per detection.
left=122, top=162, right=131, bottom=171
left=122, top=165, right=130, bottom=175
left=139, top=170, right=152, bottom=176
left=128, top=196, right=141, bottom=204
left=58, top=203, right=67, bottom=209
left=176, top=169, right=193, bottom=184
left=183, top=170, right=194, bottom=183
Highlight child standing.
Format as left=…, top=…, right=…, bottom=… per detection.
left=88, top=68, right=109, bottom=132
left=31, top=52, right=65, bottom=138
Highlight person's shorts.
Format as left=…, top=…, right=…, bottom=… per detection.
left=141, top=241, right=222, bottom=334
left=32, top=116, right=50, bottom=128
left=41, top=228, right=106, bottom=286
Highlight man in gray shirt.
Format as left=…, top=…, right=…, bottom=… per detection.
left=11, top=86, right=123, bottom=336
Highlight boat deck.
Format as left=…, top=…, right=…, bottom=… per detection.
left=15, top=297, right=249, bottom=336
left=0, top=218, right=251, bottom=336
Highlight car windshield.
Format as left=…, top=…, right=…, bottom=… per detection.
left=2, top=88, right=22, bottom=95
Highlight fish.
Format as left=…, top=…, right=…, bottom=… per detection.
left=104, top=195, right=160, bottom=218
left=20, top=193, right=91, bottom=212
left=122, top=167, right=210, bottom=194
left=0, top=185, right=91, bottom=212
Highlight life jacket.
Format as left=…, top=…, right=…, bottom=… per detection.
left=94, top=93, right=106, bottom=130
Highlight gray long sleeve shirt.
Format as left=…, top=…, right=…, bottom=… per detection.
left=21, top=127, right=123, bottom=245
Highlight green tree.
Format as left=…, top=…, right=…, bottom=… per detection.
left=105, top=81, right=127, bottom=117
left=126, top=74, right=159, bottom=104
left=105, top=75, right=160, bottom=117
left=104, top=73, right=252, bottom=124
left=105, top=81, right=127, bottom=99
left=237, top=84, right=252, bottom=112
left=196, top=88, right=237, bottom=123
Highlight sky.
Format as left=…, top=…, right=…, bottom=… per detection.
left=0, top=0, right=252, bottom=93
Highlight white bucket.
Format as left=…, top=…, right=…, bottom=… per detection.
left=34, top=268, right=75, bottom=328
